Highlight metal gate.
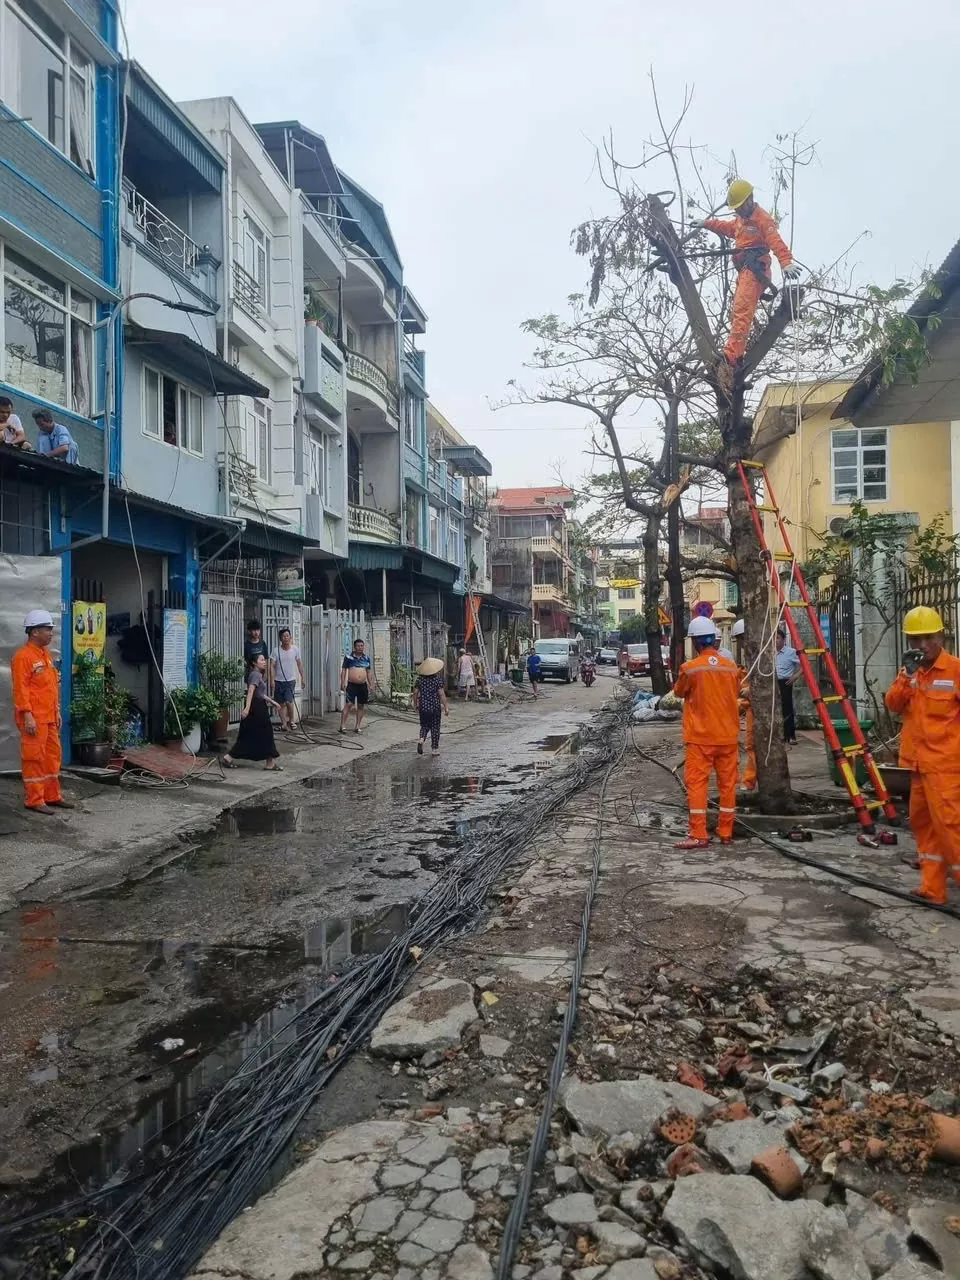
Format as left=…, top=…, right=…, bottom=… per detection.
left=200, top=592, right=245, bottom=722
left=817, top=579, right=856, bottom=702
left=300, top=607, right=371, bottom=715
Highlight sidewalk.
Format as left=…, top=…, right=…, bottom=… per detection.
left=182, top=720, right=960, bottom=1280
left=0, top=694, right=511, bottom=914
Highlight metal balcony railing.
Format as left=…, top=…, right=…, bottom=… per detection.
left=233, top=260, right=263, bottom=317
left=125, top=183, right=200, bottom=276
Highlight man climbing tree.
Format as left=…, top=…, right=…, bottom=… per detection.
left=699, top=179, right=800, bottom=378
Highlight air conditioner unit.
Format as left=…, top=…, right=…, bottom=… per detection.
left=828, top=517, right=847, bottom=536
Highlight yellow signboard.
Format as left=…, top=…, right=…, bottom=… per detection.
left=610, top=578, right=641, bottom=589
left=73, top=601, right=106, bottom=668
left=658, top=607, right=671, bottom=627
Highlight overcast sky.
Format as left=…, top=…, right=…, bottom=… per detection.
left=124, top=0, right=960, bottom=497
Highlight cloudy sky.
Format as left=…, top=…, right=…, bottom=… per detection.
left=124, top=0, right=960, bottom=495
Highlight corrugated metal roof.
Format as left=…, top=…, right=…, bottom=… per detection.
left=126, top=63, right=223, bottom=194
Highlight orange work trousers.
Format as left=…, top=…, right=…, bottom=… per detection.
left=910, top=771, right=960, bottom=904
left=20, top=720, right=62, bottom=809
left=739, top=704, right=757, bottom=790
left=685, top=743, right=739, bottom=840
left=725, top=262, right=769, bottom=363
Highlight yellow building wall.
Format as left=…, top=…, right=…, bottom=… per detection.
left=761, top=399, right=952, bottom=562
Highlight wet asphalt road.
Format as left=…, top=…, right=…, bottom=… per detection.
left=0, top=677, right=606, bottom=1200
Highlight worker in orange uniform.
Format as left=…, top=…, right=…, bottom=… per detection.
left=672, top=615, right=741, bottom=849
left=731, top=618, right=757, bottom=791
left=885, top=607, right=960, bottom=904
left=699, top=180, right=799, bottom=366
left=11, top=609, right=73, bottom=815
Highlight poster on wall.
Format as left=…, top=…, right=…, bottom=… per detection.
left=72, top=601, right=106, bottom=670
left=162, top=609, right=189, bottom=691
left=277, top=556, right=305, bottom=603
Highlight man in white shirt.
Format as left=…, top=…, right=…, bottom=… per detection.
left=775, top=628, right=801, bottom=745
left=269, top=627, right=305, bottom=731
left=0, top=397, right=28, bottom=449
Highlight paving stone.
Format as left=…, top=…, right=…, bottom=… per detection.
left=590, top=1222, right=646, bottom=1263
left=337, top=1250, right=374, bottom=1271
left=907, top=1200, right=960, bottom=1276
left=480, top=1035, right=513, bottom=1059
left=604, top=1263, right=660, bottom=1280
left=381, top=1162, right=424, bottom=1189
left=371, top=978, right=478, bottom=1058
left=560, top=1075, right=719, bottom=1140
left=422, top=1157, right=463, bottom=1190
left=553, top=1164, right=579, bottom=1189
left=532, top=1269, right=563, bottom=1280
left=411, top=1188, right=436, bottom=1211
left=397, top=1133, right=454, bottom=1166
left=397, top=1241, right=437, bottom=1266
left=843, top=1190, right=911, bottom=1275
left=390, top=1210, right=426, bottom=1242
left=472, top=1146, right=510, bottom=1171
left=408, top=1215, right=465, bottom=1253
left=431, top=1189, right=476, bottom=1221
left=447, top=1107, right=473, bottom=1126
left=704, top=1117, right=792, bottom=1173
left=877, top=1261, right=943, bottom=1279
left=512, top=1268, right=532, bottom=1280
left=469, top=1167, right=500, bottom=1193
left=395, top=1270, right=416, bottom=1280
left=575, top=1268, right=610, bottom=1280
left=664, top=1173, right=870, bottom=1280
left=314, top=1120, right=410, bottom=1163
left=544, top=1192, right=600, bottom=1228
left=446, top=1241, right=495, bottom=1279
left=357, top=1194, right=403, bottom=1233
left=499, top=1178, right=518, bottom=1198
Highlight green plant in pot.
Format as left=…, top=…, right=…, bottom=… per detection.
left=166, top=685, right=221, bottom=754
left=199, top=651, right=245, bottom=742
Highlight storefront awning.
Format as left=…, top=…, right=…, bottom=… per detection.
left=125, top=326, right=269, bottom=398
left=347, top=541, right=460, bottom=587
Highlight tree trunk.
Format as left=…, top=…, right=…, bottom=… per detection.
left=664, top=399, right=686, bottom=678
left=643, top=512, right=668, bottom=695
left=726, top=436, right=794, bottom=812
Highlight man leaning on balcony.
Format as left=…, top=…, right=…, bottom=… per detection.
left=34, top=410, right=80, bottom=465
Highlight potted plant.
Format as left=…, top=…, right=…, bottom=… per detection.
left=199, top=651, right=245, bottom=743
left=165, top=686, right=221, bottom=754
left=71, top=650, right=111, bottom=766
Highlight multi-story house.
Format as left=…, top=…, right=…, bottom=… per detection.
left=595, top=551, right=644, bottom=635
left=490, top=487, right=576, bottom=638
left=682, top=506, right=737, bottom=630
left=0, top=0, right=122, bottom=762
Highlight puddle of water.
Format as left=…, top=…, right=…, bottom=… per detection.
left=537, top=733, right=579, bottom=754
left=27, top=901, right=412, bottom=1208
left=224, top=806, right=305, bottom=836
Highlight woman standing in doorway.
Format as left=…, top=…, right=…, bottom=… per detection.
left=414, top=656, right=449, bottom=756
left=222, top=654, right=282, bottom=770
left=456, top=648, right=476, bottom=701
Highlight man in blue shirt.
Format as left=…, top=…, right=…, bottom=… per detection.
left=775, top=627, right=801, bottom=744
left=34, top=410, right=79, bottom=465
left=340, top=638, right=374, bottom=733
left=526, top=644, right=543, bottom=700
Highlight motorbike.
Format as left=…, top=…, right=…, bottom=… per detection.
left=580, top=658, right=596, bottom=687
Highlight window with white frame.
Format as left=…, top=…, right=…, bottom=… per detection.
left=617, top=587, right=636, bottom=600
left=248, top=398, right=272, bottom=483
left=2, top=245, right=94, bottom=415
left=242, top=212, right=270, bottom=309
left=403, top=391, right=420, bottom=449
left=308, top=431, right=328, bottom=503
left=448, top=515, right=461, bottom=565
left=142, top=365, right=203, bottom=455
left=0, top=0, right=94, bottom=174
left=429, top=504, right=441, bottom=556
left=832, top=427, right=888, bottom=503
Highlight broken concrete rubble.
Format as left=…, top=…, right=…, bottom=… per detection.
left=559, top=1074, right=719, bottom=1140
left=370, top=978, right=479, bottom=1059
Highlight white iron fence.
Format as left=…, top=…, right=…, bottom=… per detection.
left=301, top=606, right=372, bottom=714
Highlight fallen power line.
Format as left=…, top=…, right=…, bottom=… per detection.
left=2, top=702, right=631, bottom=1280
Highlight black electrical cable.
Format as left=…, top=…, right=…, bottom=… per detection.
left=1, top=705, right=627, bottom=1280
left=495, top=705, right=629, bottom=1280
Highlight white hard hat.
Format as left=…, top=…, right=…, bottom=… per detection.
left=731, top=618, right=745, bottom=637
left=687, top=616, right=717, bottom=639
left=718, top=646, right=734, bottom=661
left=24, top=609, right=54, bottom=630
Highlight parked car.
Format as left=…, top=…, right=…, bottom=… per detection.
left=626, top=643, right=672, bottom=678
left=597, top=648, right=619, bottom=666
left=533, top=638, right=579, bottom=682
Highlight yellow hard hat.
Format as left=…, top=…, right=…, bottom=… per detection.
left=727, top=179, right=754, bottom=210
left=903, top=605, right=944, bottom=635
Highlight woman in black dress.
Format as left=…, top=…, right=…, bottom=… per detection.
left=414, top=656, right=449, bottom=756
left=222, top=654, right=281, bottom=770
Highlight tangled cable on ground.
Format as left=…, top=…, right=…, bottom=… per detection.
left=2, top=702, right=630, bottom=1280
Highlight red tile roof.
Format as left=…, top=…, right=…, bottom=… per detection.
left=692, top=506, right=727, bottom=521
left=492, top=486, right=574, bottom=510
